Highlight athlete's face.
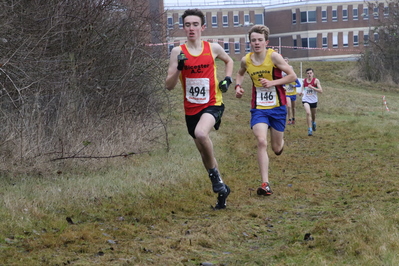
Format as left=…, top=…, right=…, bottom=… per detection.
left=250, top=32, right=269, bottom=52
left=306, top=70, right=314, bottom=79
left=183, top=15, right=205, bottom=40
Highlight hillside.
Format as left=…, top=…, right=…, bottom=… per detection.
left=0, top=60, right=398, bottom=265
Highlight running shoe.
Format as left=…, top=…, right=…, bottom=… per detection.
left=214, top=185, right=230, bottom=210
left=308, top=128, right=313, bottom=136
left=291, top=119, right=295, bottom=125
left=287, top=119, right=292, bottom=125
left=257, top=182, right=273, bottom=196
left=312, top=121, right=316, bottom=131
left=209, top=169, right=225, bottom=193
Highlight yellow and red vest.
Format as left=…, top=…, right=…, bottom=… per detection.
left=246, top=49, right=286, bottom=109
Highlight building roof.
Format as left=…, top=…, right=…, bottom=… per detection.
left=164, top=0, right=366, bottom=9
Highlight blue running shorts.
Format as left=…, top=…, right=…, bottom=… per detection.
left=287, top=95, right=297, bottom=101
left=250, top=106, right=287, bottom=132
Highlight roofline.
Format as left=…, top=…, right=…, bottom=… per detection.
left=164, top=0, right=366, bottom=9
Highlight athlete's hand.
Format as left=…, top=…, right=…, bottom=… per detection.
left=218, top=76, right=232, bottom=93
left=177, top=52, right=187, bottom=71
left=259, top=78, right=273, bottom=88
left=235, top=85, right=244, bottom=98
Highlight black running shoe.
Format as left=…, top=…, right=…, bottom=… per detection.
left=214, top=185, right=230, bottom=210
left=209, top=169, right=225, bottom=193
left=257, top=182, right=273, bottom=196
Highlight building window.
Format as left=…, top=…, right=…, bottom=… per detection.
left=308, top=11, right=316, bottom=22
left=333, top=35, right=338, bottom=48
left=384, top=6, right=389, bottom=17
left=332, top=10, right=337, bottom=21
left=362, top=8, right=369, bottom=19
left=364, top=34, right=369, bottom=45
left=292, top=12, right=296, bottom=24
left=322, top=10, right=327, bottom=22
left=353, top=8, right=358, bottom=20
left=300, top=10, right=316, bottom=23
left=322, top=37, right=328, bottom=48
left=244, top=14, right=250, bottom=25
left=293, top=39, right=297, bottom=50
left=245, top=42, right=250, bottom=53
left=234, top=15, right=239, bottom=26
left=168, top=44, right=174, bottom=54
left=223, top=15, right=228, bottom=27
left=301, top=38, right=308, bottom=47
left=212, top=16, right=217, bottom=28
left=373, top=7, right=379, bottom=18
left=374, top=33, right=379, bottom=41
left=255, top=14, right=264, bottom=25
left=167, top=17, right=173, bottom=29
left=178, top=17, right=183, bottom=28
left=343, top=34, right=348, bottom=47
left=224, top=42, right=230, bottom=53
left=353, top=35, right=359, bottom=46
left=300, top=11, right=307, bottom=23
left=309, top=37, right=317, bottom=48
left=235, top=42, right=240, bottom=53
left=343, top=9, right=348, bottom=21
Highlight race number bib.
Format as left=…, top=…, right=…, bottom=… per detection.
left=286, top=85, right=294, bottom=93
left=305, top=87, right=314, bottom=95
left=185, top=78, right=210, bottom=104
left=256, top=86, right=277, bottom=107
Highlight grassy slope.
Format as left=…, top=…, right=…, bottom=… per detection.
left=0, top=60, right=399, bottom=265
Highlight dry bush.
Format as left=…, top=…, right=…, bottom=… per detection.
left=0, top=0, right=169, bottom=170
left=358, top=1, right=399, bottom=84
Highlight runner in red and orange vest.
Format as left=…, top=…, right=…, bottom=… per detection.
left=165, top=8, right=234, bottom=210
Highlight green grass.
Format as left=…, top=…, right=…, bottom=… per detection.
left=1, top=60, right=399, bottom=265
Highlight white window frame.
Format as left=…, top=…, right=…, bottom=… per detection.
left=224, top=42, right=230, bottom=53
left=234, top=42, right=240, bottom=54
left=343, top=34, right=348, bottom=47
left=353, top=8, right=358, bottom=20
left=333, top=34, right=338, bottom=48
left=342, top=9, right=348, bottom=21
left=353, top=34, right=359, bottom=46
left=322, top=10, right=327, bottom=22
left=233, top=14, right=239, bottom=26
left=362, top=8, right=369, bottom=19
left=223, top=15, right=228, bottom=27
left=322, top=36, right=328, bottom=48
left=167, top=17, right=173, bottom=29
left=244, top=14, right=250, bottom=26
left=212, top=15, right=217, bottom=28
left=332, top=10, right=337, bottom=21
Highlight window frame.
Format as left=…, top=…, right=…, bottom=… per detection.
left=222, top=15, right=228, bottom=27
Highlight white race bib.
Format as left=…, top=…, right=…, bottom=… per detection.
left=185, top=78, right=210, bottom=104
left=256, top=86, right=277, bottom=106
left=304, top=87, right=314, bottom=95
left=286, top=85, right=294, bottom=93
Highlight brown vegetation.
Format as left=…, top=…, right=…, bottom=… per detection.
left=0, top=0, right=169, bottom=172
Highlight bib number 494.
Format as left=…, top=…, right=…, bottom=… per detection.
left=189, top=86, right=206, bottom=97
left=185, top=77, right=210, bottom=104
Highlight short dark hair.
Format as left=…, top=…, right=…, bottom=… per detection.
left=182, top=9, right=205, bottom=26
left=306, top=68, right=314, bottom=73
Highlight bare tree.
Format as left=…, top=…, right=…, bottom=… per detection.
left=358, top=1, right=399, bottom=83
left=0, top=0, right=170, bottom=169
